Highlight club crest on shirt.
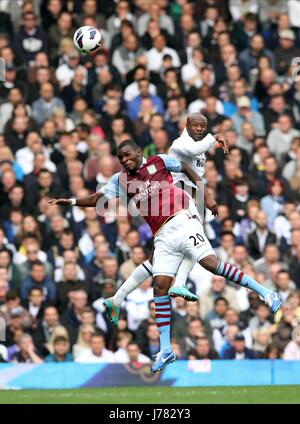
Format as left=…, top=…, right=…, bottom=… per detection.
left=147, top=164, right=157, bottom=175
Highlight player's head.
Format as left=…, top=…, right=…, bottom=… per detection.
left=186, top=113, right=207, bottom=141
left=117, top=140, right=142, bottom=173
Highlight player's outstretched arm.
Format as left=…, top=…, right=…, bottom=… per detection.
left=48, top=192, right=103, bottom=208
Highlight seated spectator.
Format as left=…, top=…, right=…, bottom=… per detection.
left=205, top=297, right=228, bottom=331
left=72, top=324, right=95, bottom=358
left=246, top=211, right=277, bottom=260
left=252, top=327, right=272, bottom=358
left=11, top=333, right=43, bottom=363
left=32, top=83, right=65, bottom=125
left=267, top=114, right=300, bottom=162
left=127, top=78, right=164, bottom=121
left=61, top=289, right=88, bottom=346
left=200, top=276, right=239, bottom=319
left=14, top=12, right=48, bottom=66
left=32, top=306, right=60, bottom=357
left=19, top=260, right=56, bottom=303
left=283, top=332, right=300, bottom=360
left=231, top=96, right=265, bottom=136
left=125, top=278, right=153, bottom=332
left=75, top=332, right=115, bottom=363
left=55, top=49, right=87, bottom=89
left=222, top=333, right=257, bottom=359
left=56, top=262, right=89, bottom=313
left=190, top=336, right=219, bottom=360
left=45, top=336, right=74, bottom=362
left=145, top=34, right=180, bottom=73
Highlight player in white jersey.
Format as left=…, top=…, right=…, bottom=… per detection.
left=99, top=113, right=228, bottom=325
left=167, top=113, right=224, bottom=299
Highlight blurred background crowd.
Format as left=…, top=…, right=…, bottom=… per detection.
left=0, top=0, right=300, bottom=365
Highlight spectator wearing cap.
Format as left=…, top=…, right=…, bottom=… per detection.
left=223, top=333, right=257, bottom=359
left=0, top=289, right=32, bottom=328
left=55, top=49, right=87, bottom=89
left=275, top=29, right=300, bottom=76
left=231, top=95, right=266, bottom=135
left=14, top=12, right=48, bottom=66
left=75, top=332, right=115, bottom=363
left=0, top=63, right=28, bottom=101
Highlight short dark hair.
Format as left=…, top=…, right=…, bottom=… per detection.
left=214, top=296, right=229, bottom=306
left=117, top=139, right=139, bottom=152
left=30, top=260, right=44, bottom=270
left=29, top=287, right=43, bottom=296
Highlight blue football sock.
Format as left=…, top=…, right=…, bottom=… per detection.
left=154, top=295, right=172, bottom=352
left=216, top=261, right=271, bottom=299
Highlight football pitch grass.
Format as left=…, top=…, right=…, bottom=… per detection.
left=0, top=385, right=299, bottom=404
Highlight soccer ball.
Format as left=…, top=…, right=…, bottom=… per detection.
left=73, top=26, right=102, bottom=55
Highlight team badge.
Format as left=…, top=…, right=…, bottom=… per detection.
left=147, top=164, right=157, bottom=175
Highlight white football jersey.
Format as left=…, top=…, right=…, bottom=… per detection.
left=169, top=128, right=216, bottom=189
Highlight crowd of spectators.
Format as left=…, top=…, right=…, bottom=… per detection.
left=0, top=0, right=300, bottom=365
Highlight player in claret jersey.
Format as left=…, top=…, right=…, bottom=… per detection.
left=49, top=140, right=282, bottom=373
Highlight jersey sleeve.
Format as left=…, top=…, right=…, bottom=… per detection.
left=158, top=154, right=182, bottom=172
left=170, top=133, right=216, bottom=157
left=99, top=172, right=121, bottom=199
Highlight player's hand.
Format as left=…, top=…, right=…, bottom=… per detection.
left=215, top=134, right=229, bottom=154
left=48, top=198, right=72, bottom=206
left=206, top=201, right=218, bottom=217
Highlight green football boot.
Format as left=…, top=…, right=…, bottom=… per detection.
left=102, top=298, right=120, bottom=327
left=168, top=285, right=199, bottom=302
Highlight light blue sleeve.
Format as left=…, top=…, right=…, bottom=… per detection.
left=158, top=154, right=182, bottom=172
left=99, top=172, right=121, bottom=199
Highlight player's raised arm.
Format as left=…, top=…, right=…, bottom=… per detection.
left=48, top=192, right=103, bottom=207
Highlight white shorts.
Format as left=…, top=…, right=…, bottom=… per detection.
left=152, top=211, right=216, bottom=277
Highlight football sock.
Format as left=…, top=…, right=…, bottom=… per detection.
left=172, top=257, right=194, bottom=288
left=154, top=295, right=172, bottom=352
left=113, top=260, right=153, bottom=306
left=216, top=261, right=270, bottom=299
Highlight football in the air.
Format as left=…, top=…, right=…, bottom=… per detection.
left=73, top=26, right=102, bottom=54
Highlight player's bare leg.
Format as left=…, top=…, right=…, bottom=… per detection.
left=151, top=275, right=176, bottom=373
left=198, top=255, right=282, bottom=314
